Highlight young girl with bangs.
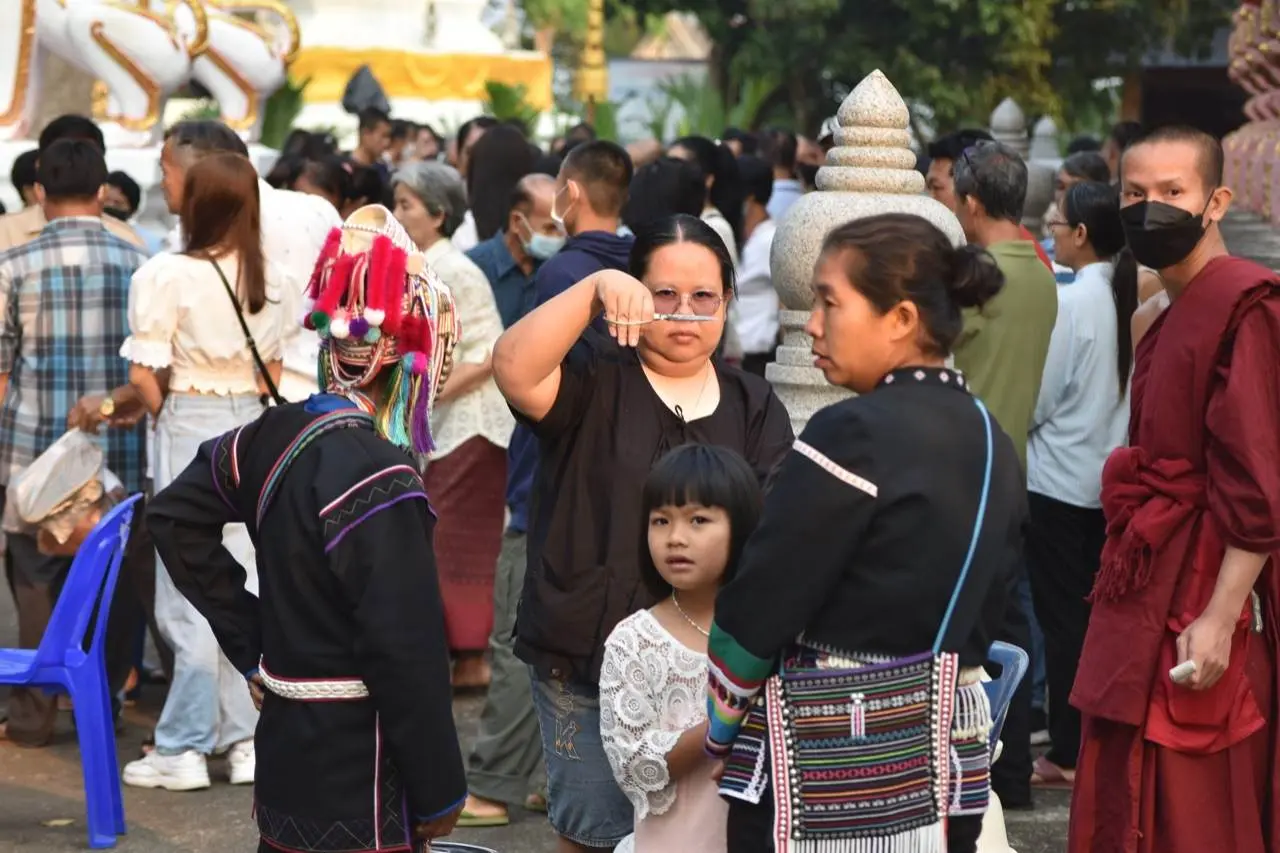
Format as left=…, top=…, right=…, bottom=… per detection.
left=601, top=444, right=764, bottom=853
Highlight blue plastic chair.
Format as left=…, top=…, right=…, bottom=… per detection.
left=983, top=640, right=1030, bottom=757
left=0, top=494, right=141, bottom=849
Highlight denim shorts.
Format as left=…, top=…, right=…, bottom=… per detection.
left=529, top=670, right=634, bottom=846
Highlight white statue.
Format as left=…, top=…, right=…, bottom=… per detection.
left=183, top=1, right=301, bottom=143
left=0, top=0, right=201, bottom=147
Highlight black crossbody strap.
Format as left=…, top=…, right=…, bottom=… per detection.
left=210, top=259, right=286, bottom=406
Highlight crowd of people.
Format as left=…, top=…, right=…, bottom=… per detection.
left=0, top=104, right=1274, bottom=853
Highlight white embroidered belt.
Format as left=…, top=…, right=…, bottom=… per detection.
left=258, top=663, right=370, bottom=701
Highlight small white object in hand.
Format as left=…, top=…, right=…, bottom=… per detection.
left=1169, top=660, right=1197, bottom=684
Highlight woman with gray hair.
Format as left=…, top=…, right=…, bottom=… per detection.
left=392, top=160, right=514, bottom=689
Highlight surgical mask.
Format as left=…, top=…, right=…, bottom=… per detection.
left=516, top=213, right=565, bottom=260
left=527, top=232, right=564, bottom=260
left=1119, top=197, right=1213, bottom=270
left=550, top=183, right=577, bottom=236
left=103, top=207, right=131, bottom=222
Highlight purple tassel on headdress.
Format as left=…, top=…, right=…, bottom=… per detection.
left=411, top=377, right=434, bottom=454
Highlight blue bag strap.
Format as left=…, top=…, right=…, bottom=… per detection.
left=931, top=396, right=994, bottom=655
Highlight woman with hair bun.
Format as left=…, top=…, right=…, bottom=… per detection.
left=706, top=213, right=1029, bottom=853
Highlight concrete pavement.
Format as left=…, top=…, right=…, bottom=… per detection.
left=0, top=687, right=1071, bottom=852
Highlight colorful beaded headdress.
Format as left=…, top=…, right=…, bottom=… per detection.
left=303, top=204, right=460, bottom=454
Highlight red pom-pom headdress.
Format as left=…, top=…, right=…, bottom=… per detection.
left=306, top=205, right=461, bottom=453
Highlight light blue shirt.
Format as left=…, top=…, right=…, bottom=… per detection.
left=767, top=179, right=804, bottom=222
left=1027, top=261, right=1130, bottom=508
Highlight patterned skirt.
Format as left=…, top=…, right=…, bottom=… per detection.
left=422, top=435, right=507, bottom=652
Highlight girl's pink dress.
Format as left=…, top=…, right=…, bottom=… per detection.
left=600, top=609, right=727, bottom=853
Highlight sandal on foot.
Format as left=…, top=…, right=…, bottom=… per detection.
left=1030, top=755, right=1075, bottom=789
left=523, top=791, right=547, bottom=813
left=456, top=808, right=510, bottom=828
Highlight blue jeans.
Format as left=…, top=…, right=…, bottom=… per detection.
left=1016, top=572, right=1047, bottom=712
left=152, top=393, right=263, bottom=756
left=529, top=670, right=633, bottom=847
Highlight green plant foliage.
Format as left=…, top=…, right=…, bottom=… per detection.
left=483, top=81, right=544, bottom=132
left=626, top=0, right=1233, bottom=135
left=180, top=99, right=221, bottom=121
left=260, top=77, right=310, bottom=150
left=650, top=72, right=777, bottom=137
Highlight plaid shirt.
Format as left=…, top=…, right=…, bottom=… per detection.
left=0, top=217, right=147, bottom=501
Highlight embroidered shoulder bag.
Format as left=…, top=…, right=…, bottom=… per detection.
left=766, top=396, right=994, bottom=853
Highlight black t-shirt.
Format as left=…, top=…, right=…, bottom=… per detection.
left=514, top=332, right=795, bottom=682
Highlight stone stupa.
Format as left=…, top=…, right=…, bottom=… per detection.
left=989, top=97, right=1055, bottom=232
left=766, top=69, right=964, bottom=433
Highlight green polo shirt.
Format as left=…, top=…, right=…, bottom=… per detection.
left=953, top=240, right=1058, bottom=473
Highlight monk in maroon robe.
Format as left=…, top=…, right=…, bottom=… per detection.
left=1067, top=126, right=1280, bottom=853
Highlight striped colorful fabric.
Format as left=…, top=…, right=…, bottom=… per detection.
left=948, top=680, right=992, bottom=818
left=767, top=649, right=960, bottom=853
left=718, top=695, right=770, bottom=803
left=949, top=733, right=990, bottom=817
left=706, top=619, right=775, bottom=755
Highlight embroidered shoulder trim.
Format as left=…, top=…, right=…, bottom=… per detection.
left=793, top=439, right=878, bottom=497
left=321, top=465, right=426, bottom=554
left=210, top=428, right=243, bottom=514
left=256, top=410, right=375, bottom=528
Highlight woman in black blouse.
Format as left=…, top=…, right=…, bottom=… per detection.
left=492, top=213, right=793, bottom=852
left=705, top=214, right=1028, bottom=853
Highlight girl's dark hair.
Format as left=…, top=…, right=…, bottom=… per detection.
left=672, top=136, right=745, bottom=248
left=1060, top=151, right=1110, bottom=184
left=639, top=444, right=764, bottom=599
left=297, top=155, right=353, bottom=207
left=346, top=159, right=386, bottom=209
left=1062, top=180, right=1137, bottom=394
left=280, top=128, right=337, bottom=160
left=467, top=124, right=536, bottom=241
left=820, top=214, right=1004, bottom=357
left=622, top=157, right=706, bottom=234
left=630, top=213, right=736, bottom=296
left=264, top=154, right=304, bottom=190
left=532, top=152, right=563, bottom=177
left=182, top=153, right=267, bottom=313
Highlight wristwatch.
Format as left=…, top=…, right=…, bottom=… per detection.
left=99, top=397, right=116, bottom=419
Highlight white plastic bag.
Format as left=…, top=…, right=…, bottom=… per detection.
left=9, top=430, right=108, bottom=542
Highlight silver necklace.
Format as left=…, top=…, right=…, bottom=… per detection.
left=671, top=593, right=711, bottom=637
left=672, top=364, right=714, bottom=423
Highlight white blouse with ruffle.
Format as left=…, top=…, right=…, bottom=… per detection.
left=120, top=252, right=299, bottom=396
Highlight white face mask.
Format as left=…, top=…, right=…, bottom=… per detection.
left=550, top=182, right=577, bottom=236
left=517, top=213, right=565, bottom=260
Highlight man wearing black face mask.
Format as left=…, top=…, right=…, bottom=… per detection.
left=102, top=170, right=165, bottom=255
left=1069, top=125, right=1280, bottom=853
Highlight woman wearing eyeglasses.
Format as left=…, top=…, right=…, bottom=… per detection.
left=492, top=212, right=794, bottom=853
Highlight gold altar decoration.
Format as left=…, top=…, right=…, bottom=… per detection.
left=89, top=20, right=164, bottom=131
left=0, top=0, right=37, bottom=128
left=575, top=0, right=607, bottom=105
left=290, top=48, right=553, bottom=110
left=204, top=0, right=301, bottom=64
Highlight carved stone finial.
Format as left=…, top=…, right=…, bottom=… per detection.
left=990, top=97, right=1029, bottom=159
left=764, top=69, right=964, bottom=431
left=815, top=69, right=923, bottom=195
left=1030, top=116, right=1059, bottom=161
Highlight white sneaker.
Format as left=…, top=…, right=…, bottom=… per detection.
left=227, top=739, right=255, bottom=785
left=122, top=750, right=211, bottom=791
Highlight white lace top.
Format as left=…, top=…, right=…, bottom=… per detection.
left=601, top=609, right=726, bottom=853
left=120, top=252, right=299, bottom=395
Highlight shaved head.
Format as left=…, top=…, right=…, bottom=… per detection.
left=1122, top=125, right=1223, bottom=193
